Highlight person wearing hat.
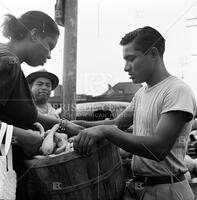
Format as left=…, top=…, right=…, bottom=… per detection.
left=27, top=69, right=60, bottom=119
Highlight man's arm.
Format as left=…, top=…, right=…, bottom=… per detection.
left=72, top=104, right=134, bottom=131
left=37, top=102, right=134, bottom=137
left=74, top=111, right=191, bottom=160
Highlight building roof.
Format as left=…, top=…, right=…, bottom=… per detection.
left=49, top=81, right=142, bottom=104
left=98, top=82, right=142, bottom=97
left=112, top=82, right=142, bottom=94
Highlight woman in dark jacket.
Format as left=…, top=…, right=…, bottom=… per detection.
left=0, top=10, right=62, bottom=200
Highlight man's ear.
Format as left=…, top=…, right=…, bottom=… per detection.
left=30, top=28, right=39, bottom=42
left=150, top=47, right=159, bottom=58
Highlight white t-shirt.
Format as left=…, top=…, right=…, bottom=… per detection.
left=129, top=76, right=196, bottom=176
left=37, top=103, right=60, bottom=119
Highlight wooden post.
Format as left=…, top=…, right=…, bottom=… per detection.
left=62, top=0, right=78, bottom=120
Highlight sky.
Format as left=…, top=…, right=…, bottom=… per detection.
left=0, top=0, right=197, bottom=96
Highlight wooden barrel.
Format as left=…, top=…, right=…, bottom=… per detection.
left=121, top=158, right=132, bottom=182
left=25, top=140, right=124, bottom=200
left=119, top=148, right=133, bottom=182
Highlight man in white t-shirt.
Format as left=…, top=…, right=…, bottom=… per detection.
left=26, top=69, right=60, bottom=119
left=68, top=26, right=196, bottom=200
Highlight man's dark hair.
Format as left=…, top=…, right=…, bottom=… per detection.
left=120, top=26, right=165, bottom=57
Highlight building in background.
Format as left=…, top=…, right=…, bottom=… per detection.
left=49, top=82, right=142, bottom=109
left=93, top=82, right=142, bottom=102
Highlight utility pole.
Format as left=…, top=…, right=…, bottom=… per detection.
left=55, top=0, right=78, bottom=120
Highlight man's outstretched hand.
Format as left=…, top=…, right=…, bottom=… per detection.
left=73, top=125, right=106, bottom=155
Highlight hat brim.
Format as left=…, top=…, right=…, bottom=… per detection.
left=26, top=71, right=59, bottom=90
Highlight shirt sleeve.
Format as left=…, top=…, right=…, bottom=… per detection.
left=0, top=55, right=20, bottom=106
left=162, top=83, right=196, bottom=120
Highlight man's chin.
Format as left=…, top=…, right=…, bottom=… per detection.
left=36, top=98, right=48, bottom=104
left=131, top=78, right=138, bottom=84
left=131, top=78, right=142, bottom=84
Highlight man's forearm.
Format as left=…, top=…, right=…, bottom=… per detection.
left=72, top=119, right=116, bottom=128
left=66, top=120, right=85, bottom=136
left=104, top=125, right=167, bottom=161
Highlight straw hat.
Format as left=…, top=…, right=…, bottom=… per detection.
left=26, top=69, right=59, bottom=90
